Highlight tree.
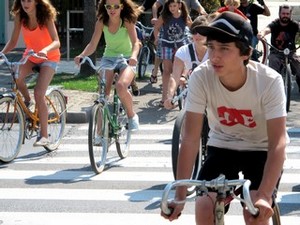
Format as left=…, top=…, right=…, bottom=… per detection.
left=80, top=0, right=97, bottom=76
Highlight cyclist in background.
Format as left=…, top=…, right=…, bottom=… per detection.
left=150, top=0, right=207, bottom=85
left=238, top=0, right=270, bottom=61
left=164, top=15, right=209, bottom=109
left=0, top=0, right=60, bottom=147
left=74, top=0, right=142, bottom=131
left=154, top=0, right=192, bottom=107
left=258, top=4, right=300, bottom=92
left=161, top=12, right=287, bottom=225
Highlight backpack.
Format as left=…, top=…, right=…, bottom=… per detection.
left=188, top=43, right=198, bottom=72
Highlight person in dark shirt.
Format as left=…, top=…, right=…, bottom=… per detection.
left=258, top=4, right=300, bottom=91
left=238, top=0, right=270, bottom=61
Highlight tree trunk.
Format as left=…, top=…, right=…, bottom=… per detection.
left=80, top=0, right=97, bottom=76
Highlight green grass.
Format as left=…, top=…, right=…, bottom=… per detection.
left=46, top=71, right=151, bottom=92
left=50, top=73, right=98, bottom=92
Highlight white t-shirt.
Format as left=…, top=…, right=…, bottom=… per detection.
left=175, top=43, right=209, bottom=71
left=186, top=60, right=287, bottom=151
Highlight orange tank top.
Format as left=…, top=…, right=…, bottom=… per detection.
left=22, top=25, right=60, bottom=63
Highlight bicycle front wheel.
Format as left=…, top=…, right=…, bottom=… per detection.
left=253, top=39, right=268, bottom=64
left=138, top=47, right=150, bottom=79
left=45, top=89, right=67, bottom=151
left=116, top=99, right=131, bottom=159
left=281, top=66, right=292, bottom=112
left=88, top=103, right=108, bottom=174
left=0, top=96, right=25, bottom=162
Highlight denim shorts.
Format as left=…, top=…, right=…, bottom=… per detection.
left=34, top=61, right=58, bottom=72
left=99, top=56, right=129, bottom=73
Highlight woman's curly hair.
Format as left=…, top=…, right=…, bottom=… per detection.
left=97, top=0, right=143, bottom=26
left=10, top=0, right=58, bottom=28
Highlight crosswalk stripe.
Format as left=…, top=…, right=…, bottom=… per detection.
left=57, top=143, right=172, bottom=151
left=10, top=156, right=300, bottom=170
left=0, top=212, right=298, bottom=225
left=13, top=156, right=172, bottom=167
left=0, top=188, right=299, bottom=204
left=1, top=170, right=300, bottom=183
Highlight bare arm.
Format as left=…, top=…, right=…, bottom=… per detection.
left=125, top=21, right=140, bottom=66
left=151, top=1, right=162, bottom=25
left=166, top=111, right=203, bottom=220
left=259, top=117, right=286, bottom=200
left=247, top=117, right=286, bottom=223
left=257, top=26, right=271, bottom=39
left=164, top=56, right=185, bottom=109
left=74, top=20, right=103, bottom=64
left=262, top=3, right=271, bottom=16
left=153, top=16, right=163, bottom=45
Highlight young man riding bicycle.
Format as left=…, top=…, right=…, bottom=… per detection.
left=161, top=12, right=287, bottom=225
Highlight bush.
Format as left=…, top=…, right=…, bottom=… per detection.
left=201, top=0, right=222, bottom=13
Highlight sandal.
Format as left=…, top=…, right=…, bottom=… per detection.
left=150, top=69, right=157, bottom=84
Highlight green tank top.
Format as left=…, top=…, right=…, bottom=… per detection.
left=103, top=22, right=132, bottom=57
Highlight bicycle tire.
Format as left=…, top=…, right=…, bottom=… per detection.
left=44, top=89, right=67, bottom=151
left=271, top=201, right=281, bottom=225
left=171, top=110, right=202, bottom=195
left=116, top=99, right=131, bottom=159
left=176, top=87, right=183, bottom=110
left=281, top=66, right=292, bottom=112
left=253, top=39, right=268, bottom=65
left=138, top=46, right=150, bottom=79
left=88, top=103, right=109, bottom=174
left=0, top=96, right=25, bottom=162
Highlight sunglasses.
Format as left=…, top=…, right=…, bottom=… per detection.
left=104, top=4, right=123, bottom=10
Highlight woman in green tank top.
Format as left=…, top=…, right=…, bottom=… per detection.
left=75, top=0, right=142, bottom=131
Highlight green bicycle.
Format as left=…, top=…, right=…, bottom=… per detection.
left=79, top=56, right=131, bottom=174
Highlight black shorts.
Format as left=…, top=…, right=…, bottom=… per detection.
left=198, top=146, right=268, bottom=190
left=196, top=146, right=268, bottom=213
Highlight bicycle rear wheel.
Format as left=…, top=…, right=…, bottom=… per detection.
left=0, top=96, right=24, bottom=162
left=44, top=89, right=67, bottom=151
left=116, top=99, right=131, bottom=159
left=281, top=66, right=292, bottom=112
left=271, top=202, right=281, bottom=225
left=138, top=47, right=150, bottom=79
left=88, top=103, right=108, bottom=174
left=172, top=110, right=204, bottom=195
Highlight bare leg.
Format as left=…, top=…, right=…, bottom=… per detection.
left=116, top=66, right=136, bottom=118
left=34, top=66, right=55, bottom=139
left=195, top=193, right=216, bottom=225
left=162, top=59, right=172, bottom=103
left=16, top=61, right=36, bottom=103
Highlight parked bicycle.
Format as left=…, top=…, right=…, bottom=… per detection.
left=0, top=50, right=67, bottom=163
left=261, top=38, right=300, bottom=112
left=161, top=174, right=281, bottom=225
left=78, top=56, right=131, bottom=174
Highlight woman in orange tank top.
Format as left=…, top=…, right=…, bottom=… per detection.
left=0, top=0, right=61, bottom=147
